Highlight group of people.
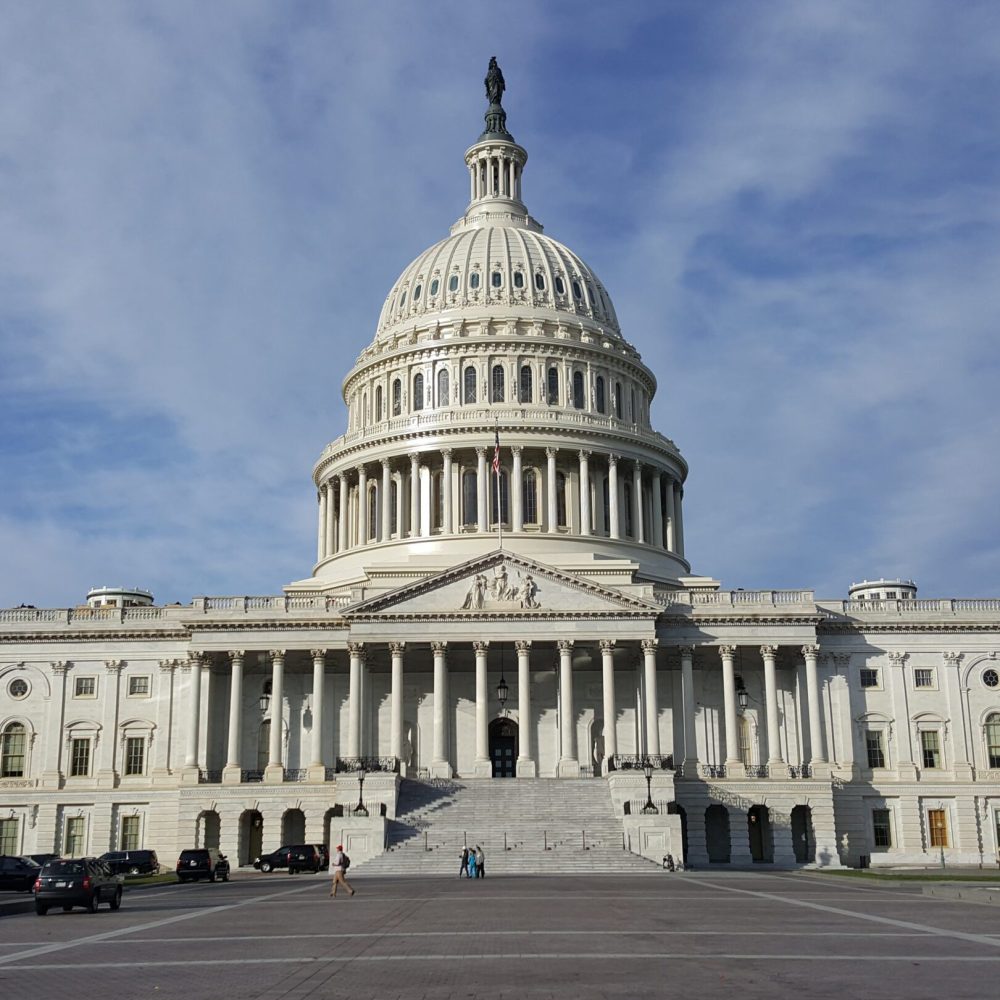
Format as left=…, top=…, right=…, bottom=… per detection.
left=460, top=845, right=486, bottom=879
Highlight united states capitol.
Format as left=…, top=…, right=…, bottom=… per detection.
left=2, top=63, right=998, bottom=874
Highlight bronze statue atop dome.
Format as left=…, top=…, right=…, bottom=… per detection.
left=485, top=56, right=505, bottom=107
left=480, top=57, right=512, bottom=140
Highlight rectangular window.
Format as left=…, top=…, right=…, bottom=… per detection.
left=914, top=668, right=934, bottom=689
left=74, top=676, right=97, bottom=698
left=860, top=668, right=879, bottom=689
left=0, top=818, right=18, bottom=855
left=920, top=730, right=941, bottom=769
left=928, top=809, right=948, bottom=848
left=872, top=809, right=892, bottom=849
left=120, top=815, right=141, bottom=850
left=866, top=730, right=886, bottom=769
left=124, top=737, right=146, bottom=776
left=128, top=675, right=150, bottom=697
left=70, top=738, right=91, bottom=777
left=64, top=816, right=85, bottom=856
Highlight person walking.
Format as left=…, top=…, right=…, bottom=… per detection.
left=329, top=844, right=355, bottom=897
left=467, top=848, right=477, bottom=879
left=459, top=846, right=470, bottom=878
left=474, top=844, right=485, bottom=879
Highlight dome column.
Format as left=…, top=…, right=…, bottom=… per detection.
left=665, top=477, right=676, bottom=552
left=546, top=447, right=558, bottom=533
left=476, top=447, right=488, bottom=532
left=409, top=453, right=420, bottom=537
left=632, top=462, right=645, bottom=544
left=430, top=642, right=452, bottom=778
left=357, top=465, right=368, bottom=545
left=608, top=455, right=620, bottom=539
left=578, top=450, right=592, bottom=536
left=442, top=449, right=454, bottom=534
left=381, top=460, right=391, bottom=542
left=674, top=483, right=685, bottom=557
left=337, top=474, right=349, bottom=552
left=651, top=471, right=664, bottom=548
left=511, top=446, right=523, bottom=532
left=316, top=488, right=327, bottom=561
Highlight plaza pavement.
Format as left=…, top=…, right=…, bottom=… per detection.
left=0, top=869, right=998, bottom=999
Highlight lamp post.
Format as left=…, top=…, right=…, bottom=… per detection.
left=641, top=759, right=659, bottom=814
left=258, top=691, right=271, bottom=715
left=736, top=676, right=749, bottom=712
left=497, top=645, right=509, bottom=715
left=353, top=765, right=368, bottom=816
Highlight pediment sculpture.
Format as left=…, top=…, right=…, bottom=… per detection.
left=461, top=564, right=539, bottom=610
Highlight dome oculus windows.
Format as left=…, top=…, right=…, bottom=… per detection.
left=491, top=271, right=503, bottom=288
left=430, top=278, right=439, bottom=296
left=449, top=274, right=459, bottom=292
left=414, top=284, right=422, bottom=301
left=513, top=271, right=524, bottom=289
left=470, top=272, right=481, bottom=289
left=554, top=275, right=566, bottom=295
left=572, top=280, right=582, bottom=300
left=534, top=272, right=545, bottom=291
left=984, top=667, right=999, bottom=688
left=8, top=678, right=28, bottom=700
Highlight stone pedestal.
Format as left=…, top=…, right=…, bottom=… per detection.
left=474, top=759, right=493, bottom=778
left=307, top=764, right=328, bottom=783
left=516, top=758, right=537, bottom=778
left=263, top=764, right=285, bottom=784
left=557, top=759, right=581, bottom=778
left=222, top=766, right=242, bottom=785
left=180, top=766, right=201, bottom=786
left=40, top=770, right=62, bottom=789
left=429, top=760, right=454, bottom=779
left=727, top=762, right=746, bottom=779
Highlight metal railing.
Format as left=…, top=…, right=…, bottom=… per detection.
left=744, top=765, right=769, bottom=779
left=787, top=764, right=812, bottom=779
left=699, top=764, right=727, bottom=779
left=198, top=769, right=222, bottom=784
left=607, top=754, right=674, bottom=772
left=283, top=769, right=307, bottom=782
left=334, top=756, right=400, bottom=774
left=241, top=769, right=264, bottom=783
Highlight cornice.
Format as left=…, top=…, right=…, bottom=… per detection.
left=0, top=629, right=190, bottom=644
left=818, top=621, right=1000, bottom=635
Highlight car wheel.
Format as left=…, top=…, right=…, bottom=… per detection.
left=260, top=862, right=272, bottom=873
left=35, top=902, right=48, bottom=916
left=88, top=892, right=101, bottom=914
left=209, top=872, right=216, bottom=883
left=110, top=888, right=122, bottom=911
left=128, top=866, right=141, bottom=877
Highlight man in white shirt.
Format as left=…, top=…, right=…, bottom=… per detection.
left=329, top=844, right=356, bottom=897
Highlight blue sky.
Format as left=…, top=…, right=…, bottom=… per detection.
left=2, top=1, right=999, bottom=606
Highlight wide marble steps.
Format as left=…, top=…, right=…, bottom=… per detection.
left=355, top=777, right=657, bottom=875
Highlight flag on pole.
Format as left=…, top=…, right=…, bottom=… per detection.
left=492, top=424, right=501, bottom=475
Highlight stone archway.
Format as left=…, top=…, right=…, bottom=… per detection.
left=282, top=808, right=306, bottom=844
left=489, top=717, right=518, bottom=777
left=791, top=805, right=815, bottom=863
left=239, top=809, right=264, bottom=866
left=748, top=805, right=773, bottom=863
left=197, top=810, right=221, bottom=850
left=705, top=804, right=730, bottom=863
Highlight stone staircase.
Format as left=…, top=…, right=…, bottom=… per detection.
left=355, top=777, right=658, bottom=875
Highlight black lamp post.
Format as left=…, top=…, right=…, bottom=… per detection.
left=258, top=691, right=270, bottom=715
left=641, top=759, right=659, bottom=814
left=736, top=676, right=749, bottom=712
left=497, top=644, right=509, bottom=715
left=353, top=765, right=368, bottom=816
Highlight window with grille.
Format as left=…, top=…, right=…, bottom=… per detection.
left=547, top=367, right=559, bottom=404
left=375, top=385, right=383, bottom=421
left=928, top=809, right=948, bottom=848
left=914, top=668, right=934, bottom=688
left=490, top=471, right=509, bottom=526
left=614, top=382, right=622, bottom=418
left=491, top=365, right=505, bottom=402
left=65, top=816, right=85, bottom=856
left=519, top=365, right=532, bottom=403
left=556, top=472, right=567, bottom=527
left=0, top=723, right=26, bottom=777
left=523, top=470, right=538, bottom=524
left=413, top=373, right=424, bottom=411
left=70, top=738, right=91, bottom=777
left=860, top=668, right=880, bottom=688
left=128, top=675, right=150, bottom=697
left=866, top=730, right=886, bottom=769
left=124, top=737, right=146, bottom=776
left=437, top=368, right=449, bottom=407
left=120, top=815, right=141, bottom=850
left=630, top=388, right=636, bottom=422
left=595, top=376, right=606, bottom=414
left=75, top=676, right=96, bottom=698
left=920, top=730, right=941, bottom=769
left=392, top=379, right=401, bottom=416
left=367, top=486, right=377, bottom=539
left=0, top=818, right=18, bottom=855
left=872, top=809, right=892, bottom=849
left=986, top=714, right=1000, bottom=769
left=462, top=471, right=478, bottom=526
left=390, top=481, right=399, bottom=535
left=464, top=366, right=477, bottom=404
left=572, top=371, right=585, bottom=409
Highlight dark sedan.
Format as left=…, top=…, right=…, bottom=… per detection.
left=34, top=858, right=123, bottom=915
left=0, top=855, right=38, bottom=892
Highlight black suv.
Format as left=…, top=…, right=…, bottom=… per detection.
left=34, top=858, right=123, bottom=914
left=176, top=848, right=230, bottom=883
left=100, top=849, right=159, bottom=876
left=254, top=844, right=324, bottom=874
left=0, top=855, right=38, bottom=892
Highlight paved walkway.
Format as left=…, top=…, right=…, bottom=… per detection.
left=1, top=870, right=999, bottom=998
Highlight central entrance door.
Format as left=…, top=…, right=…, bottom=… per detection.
left=489, top=718, right=518, bottom=777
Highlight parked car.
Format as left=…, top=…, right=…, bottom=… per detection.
left=175, top=848, right=230, bottom=883
left=0, top=855, right=38, bottom=892
left=253, top=844, right=324, bottom=874
left=33, top=858, right=123, bottom=914
left=100, top=849, right=159, bottom=876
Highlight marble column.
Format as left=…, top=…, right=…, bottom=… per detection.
left=803, top=644, right=827, bottom=771
left=264, top=650, right=285, bottom=782
left=97, top=660, right=123, bottom=786
left=409, top=453, right=420, bottom=537
left=608, top=455, right=620, bottom=539
left=390, top=643, right=405, bottom=772
left=578, top=450, right=591, bottom=536
left=511, top=446, right=523, bottom=532
left=600, top=639, right=617, bottom=773
left=516, top=640, right=536, bottom=777
left=338, top=474, right=349, bottom=552
left=719, top=645, right=743, bottom=775
left=633, top=462, right=645, bottom=544
left=476, top=447, right=488, bottom=532
left=347, top=643, right=363, bottom=759
left=680, top=646, right=699, bottom=777
left=223, top=650, right=244, bottom=783
left=442, top=449, right=453, bottom=534
left=308, top=649, right=327, bottom=780
left=761, top=644, right=784, bottom=771
left=381, top=460, right=391, bottom=541
left=183, top=654, right=202, bottom=770
left=665, top=478, right=676, bottom=552
left=557, top=640, right=580, bottom=776
left=431, top=642, right=452, bottom=777
left=674, top=483, right=685, bottom=557
left=473, top=642, right=491, bottom=777
left=546, top=447, right=558, bottom=532
left=357, top=466, right=368, bottom=545
left=642, top=639, right=660, bottom=756
left=317, top=487, right=327, bottom=561
left=326, top=482, right=337, bottom=555
left=651, top=471, right=664, bottom=548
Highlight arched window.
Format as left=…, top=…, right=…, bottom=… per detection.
left=257, top=720, right=270, bottom=771
left=437, top=368, right=449, bottom=407
left=595, top=376, right=606, bottom=414
left=614, top=381, right=622, bottom=419
left=987, top=713, right=1000, bottom=769
left=464, top=366, right=477, bottom=404
left=0, top=722, right=26, bottom=778
left=630, top=388, right=636, bottom=423
left=392, top=378, right=402, bottom=416
left=433, top=472, right=443, bottom=530
left=547, top=367, right=559, bottom=405
left=375, top=385, right=383, bottom=421
left=367, top=485, right=377, bottom=540
left=413, top=373, right=424, bottom=411
left=534, top=272, right=545, bottom=291
left=624, top=481, right=633, bottom=537
left=491, top=470, right=509, bottom=525
left=602, top=477, right=610, bottom=533
left=462, top=471, right=478, bottom=526
left=519, top=365, right=533, bottom=404
left=572, top=371, right=585, bottom=410
left=556, top=471, right=567, bottom=528
left=362, top=391, right=369, bottom=423
left=491, top=364, right=505, bottom=403
left=390, top=481, right=398, bottom=536
left=523, top=469, right=539, bottom=524
left=448, top=273, right=459, bottom=292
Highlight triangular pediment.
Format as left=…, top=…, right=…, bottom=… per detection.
left=342, top=550, right=660, bottom=620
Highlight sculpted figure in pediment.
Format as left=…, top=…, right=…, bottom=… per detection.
left=462, top=574, right=487, bottom=610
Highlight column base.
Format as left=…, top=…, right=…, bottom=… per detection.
left=557, top=759, right=580, bottom=778
left=681, top=760, right=700, bottom=779
left=307, top=764, right=328, bottom=783
left=896, top=762, right=918, bottom=780
left=180, top=766, right=201, bottom=786
left=516, top=758, right=537, bottom=778
left=767, top=762, right=787, bottom=779
left=809, top=761, right=831, bottom=780
left=429, top=760, right=453, bottom=779
left=40, top=770, right=63, bottom=789
left=725, top=761, right=746, bottom=779
left=953, top=762, right=974, bottom=781
left=94, top=770, right=117, bottom=788
left=222, top=765, right=243, bottom=785
left=473, top=759, right=493, bottom=778
left=263, top=764, right=285, bottom=784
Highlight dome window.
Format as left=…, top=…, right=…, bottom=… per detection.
left=413, top=373, right=425, bottom=412
left=449, top=274, right=459, bottom=292
left=519, top=365, right=533, bottom=403
left=572, top=371, right=585, bottom=410
left=572, top=280, right=582, bottom=300
left=547, top=367, right=559, bottom=405
left=463, top=366, right=477, bottom=404
left=513, top=271, right=524, bottom=289
left=595, top=376, right=606, bottom=414
left=614, top=381, right=623, bottom=419
left=491, top=364, right=505, bottom=403
left=534, top=273, right=545, bottom=291
left=462, top=471, right=478, bottom=526
left=375, top=385, right=383, bottom=421
left=400, top=291, right=407, bottom=307
left=430, top=278, right=439, bottom=296
left=470, top=272, right=481, bottom=289
left=554, top=276, right=566, bottom=296
left=392, top=379, right=402, bottom=416
left=437, top=368, right=450, bottom=407
left=491, top=271, right=503, bottom=288
left=414, top=284, right=422, bottom=301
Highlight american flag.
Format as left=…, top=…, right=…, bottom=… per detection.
left=491, top=424, right=501, bottom=475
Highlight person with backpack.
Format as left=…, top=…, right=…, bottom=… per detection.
left=329, top=844, right=355, bottom=897
left=459, top=846, right=470, bottom=878
left=474, top=845, right=485, bottom=879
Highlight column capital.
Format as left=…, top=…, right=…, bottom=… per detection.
left=545, top=446, right=557, bottom=459
left=888, top=650, right=909, bottom=667
left=229, top=649, right=246, bottom=663
left=441, top=447, right=452, bottom=459
left=409, top=452, right=420, bottom=465
left=309, top=649, right=327, bottom=661
left=633, top=459, right=643, bottom=473
left=186, top=653, right=203, bottom=670
left=356, top=463, right=367, bottom=476
left=431, top=641, right=448, bottom=655
left=104, top=659, right=123, bottom=674
left=269, top=649, right=286, bottom=662
left=514, top=640, right=532, bottom=654
left=475, top=446, right=486, bottom=457
left=557, top=639, right=574, bottom=654
left=759, top=644, right=778, bottom=658
left=380, top=458, right=390, bottom=470
left=389, top=642, right=406, bottom=655
left=801, top=644, right=820, bottom=659
left=641, top=638, right=659, bottom=654
left=718, top=644, right=736, bottom=658
left=51, top=661, right=72, bottom=675
left=511, top=444, right=523, bottom=455
left=158, top=659, right=179, bottom=674
left=678, top=645, right=695, bottom=658
left=942, top=651, right=964, bottom=667
left=577, top=449, right=591, bottom=462
left=599, top=639, right=616, bottom=654
left=347, top=642, right=365, bottom=658
left=472, top=641, right=489, bottom=654
left=607, top=453, right=617, bottom=468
